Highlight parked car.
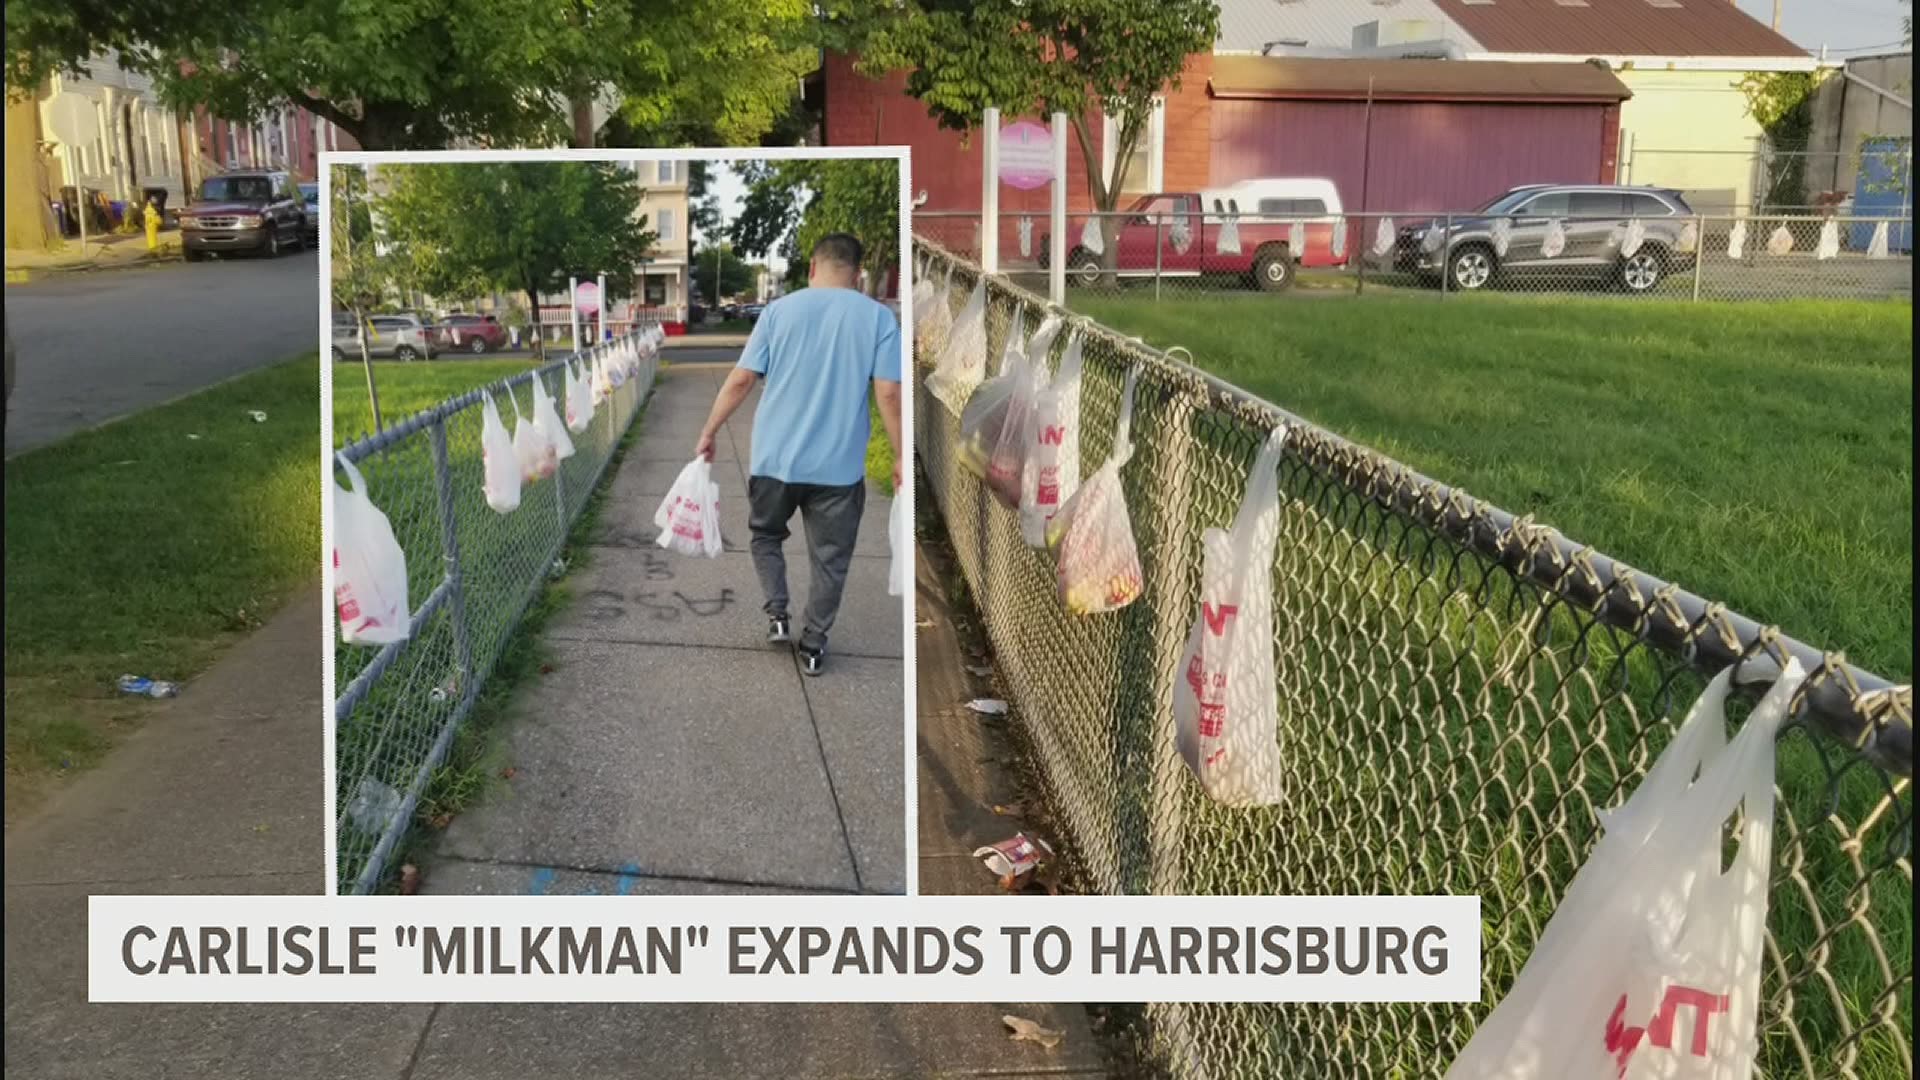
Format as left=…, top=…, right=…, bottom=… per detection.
left=1383, top=184, right=1698, bottom=294
left=434, top=313, right=509, bottom=354
left=739, top=303, right=766, bottom=323
left=1040, top=178, right=1348, bottom=291
left=179, top=170, right=309, bottom=260
left=298, top=182, right=320, bottom=247
left=332, top=314, right=438, bottom=360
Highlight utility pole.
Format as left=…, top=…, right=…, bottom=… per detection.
left=1771, top=0, right=1782, bottom=31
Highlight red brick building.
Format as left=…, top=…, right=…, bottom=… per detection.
left=187, top=103, right=358, bottom=187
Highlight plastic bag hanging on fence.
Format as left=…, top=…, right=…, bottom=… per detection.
left=1018, top=215, right=1034, bottom=258
left=480, top=391, right=522, bottom=513
left=1170, top=215, right=1192, bottom=255
left=1766, top=222, right=1794, bottom=256
left=1726, top=219, right=1747, bottom=259
left=1287, top=219, right=1305, bottom=257
left=591, top=350, right=611, bottom=405
left=915, top=264, right=955, bottom=356
left=332, top=457, right=410, bottom=646
left=1491, top=217, right=1512, bottom=258
left=1021, top=328, right=1084, bottom=549
left=1620, top=218, right=1647, bottom=259
left=1677, top=219, right=1699, bottom=255
left=1444, top=660, right=1800, bottom=1080
left=1541, top=218, right=1568, bottom=259
left=887, top=496, right=909, bottom=597
left=1867, top=219, right=1890, bottom=258
left=1046, top=366, right=1143, bottom=615
left=1172, top=426, right=1289, bottom=807
left=532, top=372, right=575, bottom=462
left=985, top=313, right=1062, bottom=509
left=565, top=359, right=594, bottom=435
left=1331, top=218, right=1348, bottom=260
left=926, top=278, right=990, bottom=417
left=509, top=385, right=556, bottom=483
left=955, top=306, right=1027, bottom=486
left=653, top=459, right=722, bottom=558
left=1815, top=218, right=1840, bottom=260
left=1080, top=216, right=1105, bottom=257
left=1216, top=201, right=1241, bottom=255
left=1372, top=216, right=1396, bottom=258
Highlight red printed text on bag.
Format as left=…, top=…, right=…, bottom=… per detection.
left=1603, top=984, right=1731, bottom=1077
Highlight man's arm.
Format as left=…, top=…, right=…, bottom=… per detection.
left=874, top=378, right=903, bottom=492
left=695, top=367, right=757, bottom=462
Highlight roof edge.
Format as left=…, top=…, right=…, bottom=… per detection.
left=1466, top=52, right=1818, bottom=72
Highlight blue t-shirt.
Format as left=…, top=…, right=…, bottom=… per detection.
left=739, top=286, right=902, bottom=486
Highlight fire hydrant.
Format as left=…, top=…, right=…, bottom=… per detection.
left=143, top=201, right=163, bottom=251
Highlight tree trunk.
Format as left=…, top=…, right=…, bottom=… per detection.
left=570, top=99, right=596, bottom=149
left=355, top=306, right=383, bottom=433
left=525, top=285, right=546, bottom=361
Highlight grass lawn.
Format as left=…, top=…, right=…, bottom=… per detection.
left=1074, top=292, right=1914, bottom=682
left=4, top=357, right=322, bottom=807
left=333, top=358, right=544, bottom=447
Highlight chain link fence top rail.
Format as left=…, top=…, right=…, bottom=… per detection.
left=910, top=238, right=1913, bottom=1079
left=332, top=332, right=658, bottom=895
left=915, top=208, right=1913, bottom=305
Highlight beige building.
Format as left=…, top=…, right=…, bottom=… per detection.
left=38, top=52, right=190, bottom=215
left=631, top=157, right=691, bottom=326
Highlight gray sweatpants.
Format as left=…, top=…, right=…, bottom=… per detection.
left=747, top=476, right=866, bottom=652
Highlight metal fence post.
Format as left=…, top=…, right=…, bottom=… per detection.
left=549, top=365, right=569, bottom=528
left=1154, top=215, right=1164, bottom=302
left=428, top=417, right=474, bottom=700
left=1440, top=214, right=1452, bottom=297
left=1356, top=215, right=1367, bottom=295
left=1692, top=213, right=1706, bottom=303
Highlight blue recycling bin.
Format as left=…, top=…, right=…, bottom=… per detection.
left=1849, top=137, right=1913, bottom=253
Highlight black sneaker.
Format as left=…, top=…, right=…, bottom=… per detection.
left=798, top=646, right=825, bottom=677
left=767, top=616, right=792, bottom=645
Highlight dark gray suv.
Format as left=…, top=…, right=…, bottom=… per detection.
left=1393, top=185, right=1698, bottom=294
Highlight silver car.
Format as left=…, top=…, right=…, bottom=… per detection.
left=1391, top=185, right=1699, bottom=294
left=332, top=314, right=439, bottom=360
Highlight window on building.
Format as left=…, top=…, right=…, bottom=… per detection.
left=1102, top=99, right=1164, bottom=197
left=225, top=124, right=238, bottom=165
left=655, top=207, right=675, bottom=241
left=644, top=278, right=668, bottom=305
left=657, top=160, right=676, bottom=183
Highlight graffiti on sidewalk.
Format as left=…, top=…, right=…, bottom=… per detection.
left=525, top=862, right=645, bottom=896
left=580, top=588, right=737, bottom=622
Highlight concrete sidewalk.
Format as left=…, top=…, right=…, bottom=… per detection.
left=5, top=231, right=182, bottom=279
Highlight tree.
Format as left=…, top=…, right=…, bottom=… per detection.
left=376, top=162, right=655, bottom=360
left=328, top=164, right=391, bottom=432
left=731, top=159, right=900, bottom=296
left=5, top=0, right=833, bottom=150
left=693, top=245, right=757, bottom=303
left=850, top=0, right=1218, bottom=256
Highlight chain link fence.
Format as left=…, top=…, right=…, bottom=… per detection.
left=331, top=332, right=657, bottom=894
left=912, top=238, right=1913, bottom=1078
left=918, top=208, right=1914, bottom=305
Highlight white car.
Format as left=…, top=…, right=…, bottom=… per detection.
left=332, top=314, right=439, bottom=361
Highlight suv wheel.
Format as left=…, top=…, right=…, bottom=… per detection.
left=1448, top=245, right=1495, bottom=291
left=394, top=345, right=419, bottom=361
left=468, top=336, right=488, bottom=354
left=1253, top=247, right=1295, bottom=291
left=1620, top=248, right=1664, bottom=293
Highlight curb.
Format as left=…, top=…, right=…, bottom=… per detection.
left=5, top=249, right=184, bottom=281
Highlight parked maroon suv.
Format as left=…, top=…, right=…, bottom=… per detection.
left=434, top=313, right=510, bottom=354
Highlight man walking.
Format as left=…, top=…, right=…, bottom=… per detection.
left=694, top=233, right=903, bottom=676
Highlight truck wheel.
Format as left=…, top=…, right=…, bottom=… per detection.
left=184, top=247, right=205, bottom=263
left=1068, top=249, right=1104, bottom=287
left=1253, top=247, right=1294, bottom=291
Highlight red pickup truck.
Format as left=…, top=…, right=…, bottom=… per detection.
left=1039, top=181, right=1350, bottom=291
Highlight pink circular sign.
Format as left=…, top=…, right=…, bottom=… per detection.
left=574, top=281, right=600, bottom=314
left=999, top=121, right=1055, bottom=190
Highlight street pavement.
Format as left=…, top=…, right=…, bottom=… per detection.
left=3, top=250, right=319, bottom=457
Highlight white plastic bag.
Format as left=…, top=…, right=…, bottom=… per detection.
left=532, top=372, right=575, bottom=462
left=1172, top=426, right=1289, bottom=806
left=1727, top=219, right=1748, bottom=259
left=926, top=279, right=989, bottom=417
left=1287, top=219, right=1304, bottom=256
left=333, top=458, right=410, bottom=645
left=480, top=391, right=521, bottom=513
left=1046, top=367, right=1143, bottom=616
left=987, top=313, right=1063, bottom=510
left=1216, top=203, right=1241, bottom=256
left=591, top=350, right=611, bottom=404
left=1019, top=325, right=1081, bottom=548
left=1867, top=220, right=1890, bottom=258
left=887, top=496, right=910, bottom=597
left=565, top=359, right=594, bottom=435
left=915, top=265, right=955, bottom=356
left=653, top=459, right=722, bottom=558
left=1331, top=218, right=1348, bottom=259
left=1541, top=218, right=1567, bottom=259
left=1620, top=218, right=1647, bottom=259
left=1170, top=215, right=1192, bottom=255
left=1815, top=219, right=1840, bottom=260
left=1081, top=216, right=1105, bottom=256
left=956, top=306, right=1027, bottom=491
left=1766, top=222, right=1794, bottom=256
left=1372, top=216, right=1396, bottom=258
left=509, top=386, right=555, bottom=483
left=1491, top=217, right=1512, bottom=258
left=1677, top=220, right=1699, bottom=255
left=1446, top=661, right=1800, bottom=1080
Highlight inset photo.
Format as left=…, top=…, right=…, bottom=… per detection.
left=325, top=150, right=910, bottom=898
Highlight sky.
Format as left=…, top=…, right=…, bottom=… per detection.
left=1737, top=0, right=1910, bottom=54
